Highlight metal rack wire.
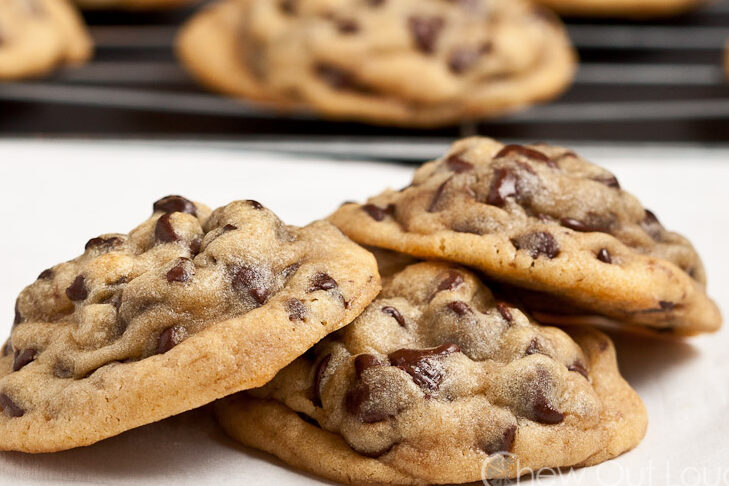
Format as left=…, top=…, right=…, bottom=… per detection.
left=1, top=0, right=728, bottom=142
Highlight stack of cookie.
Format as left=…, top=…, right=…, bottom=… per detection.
left=0, top=137, right=721, bottom=484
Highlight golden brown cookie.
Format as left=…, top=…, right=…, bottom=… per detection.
left=329, top=137, right=721, bottom=335
left=0, top=0, right=92, bottom=80
left=176, top=0, right=576, bottom=127
left=216, top=262, right=647, bottom=485
left=0, top=196, right=380, bottom=452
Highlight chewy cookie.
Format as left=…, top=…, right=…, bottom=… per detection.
left=0, top=0, right=92, bottom=80
left=216, top=262, right=647, bottom=485
left=177, top=0, right=576, bottom=127
left=0, top=196, right=380, bottom=452
left=329, top=137, right=721, bottom=335
left=532, top=0, right=707, bottom=17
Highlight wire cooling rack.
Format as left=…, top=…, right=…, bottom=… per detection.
left=1, top=0, right=728, bottom=143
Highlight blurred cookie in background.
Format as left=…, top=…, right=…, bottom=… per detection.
left=176, top=0, right=576, bottom=127
left=532, top=0, right=709, bottom=18
left=0, top=0, right=92, bottom=80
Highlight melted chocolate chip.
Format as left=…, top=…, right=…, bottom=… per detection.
left=0, top=393, right=24, bottom=418
left=166, top=258, right=192, bottom=283
left=247, top=200, right=264, bottom=210
left=155, top=213, right=179, bottom=243
left=232, top=266, right=271, bottom=306
left=447, top=44, right=488, bottom=73
left=12, top=349, right=36, bottom=372
left=354, top=354, right=386, bottom=379
left=388, top=343, right=460, bottom=391
left=445, top=153, right=474, bottom=173
left=447, top=301, right=472, bottom=317
left=66, top=275, right=88, bottom=301
left=313, top=354, right=331, bottom=407
left=597, top=248, right=612, bottom=264
left=382, top=306, right=406, bottom=327
left=427, top=177, right=451, bottom=213
left=594, top=175, right=621, bottom=189
left=524, top=338, right=543, bottom=356
left=282, top=262, right=301, bottom=279
left=345, top=382, right=393, bottom=423
left=511, top=232, right=560, bottom=259
left=2, top=340, right=12, bottom=357
left=641, top=209, right=664, bottom=241
left=362, top=204, right=389, bottom=222
left=13, top=301, right=21, bottom=326
left=222, top=224, right=238, bottom=232
left=307, top=273, right=338, bottom=293
left=279, top=0, right=295, bottom=13
left=496, top=302, right=513, bottom=323
left=286, top=298, right=307, bottom=322
left=659, top=301, right=676, bottom=311
left=482, top=424, right=517, bottom=455
left=37, top=268, right=54, bottom=280
left=153, top=195, right=197, bottom=216
left=53, top=361, right=74, bottom=379
left=85, top=236, right=122, bottom=252
left=429, top=271, right=464, bottom=301
left=157, top=326, right=184, bottom=354
left=560, top=215, right=613, bottom=233
left=495, top=144, right=556, bottom=168
left=335, top=18, right=359, bottom=34
left=315, top=63, right=359, bottom=91
left=568, top=361, right=589, bottom=379
left=531, top=389, right=564, bottom=424
left=487, top=168, right=519, bottom=207
left=408, top=16, right=445, bottom=53
left=189, top=237, right=202, bottom=255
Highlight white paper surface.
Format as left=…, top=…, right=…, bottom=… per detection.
left=0, top=140, right=727, bottom=486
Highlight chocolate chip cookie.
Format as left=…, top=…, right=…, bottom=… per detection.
left=176, top=0, right=576, bottom=127
left=329, top=137, right=721, bottom=335
left=0, top=0, right=92, bottom=80
left=0, top=196, right=380, bottom=452
left=532, top=0, right=707, bottom=17
left=216, top=262, right=647, bottom=484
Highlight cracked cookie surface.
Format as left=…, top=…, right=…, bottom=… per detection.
left=0, top=196, right=380, bottom=452
left=329, top=137, right=721, bottom=335
left=176, top=0, right=575, bottom=127
left=216, top=262, right=647, bottom=485
left=0, top=0, right=91, bottom=80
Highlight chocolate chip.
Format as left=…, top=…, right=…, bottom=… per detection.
left=445, top=153, right=474, bottom=173
left=427, top=177, right=451, bottom=213
left=362, top=204, right=389, bottom=222
left=279, top=0, right=295, bottom=13
left=0, top=393, right=24, bottom=418
left=382, top=306, right=406, bottom=327
left=282, top=262, right=301, bottom=279
left=560, top=215, right=613, bottom=233
left=247, top=200, right=264, bottom=210
left=232, top=265, right=271, bottom=306
left=388, top=343, right=460, bottom=392
left=155, top=213, right=179, bottom=243
left=447, top=301, right=472, bottom=317
left=354, top=354, right=386, bottom=379
left=335, top=18, right=359, bottom=34
left=157, top=326, right=184, bottom=354
left=495, top=145, right=556, bottom=168
left=437, top=271, right=464, bottom=293
left=315, top=63, right=357, bottom=90
left=85, top=236, right=122, bottom=252
left=166, top=258, right=192, bottom=283
left=511, top=232, right=560, bottom=259
left=307, top=273, right=338, bottom=293
left=13, top=300, right=21, bottom=326
left=597, top=248, right=612, bottom=264
left=408, top=16, right=444, bottom=53
left=153, top=195, right=197, bottom=216
left=451, top=222, right=485, bottom=235
left=568, top=361, right=589, bottom=379
left=367, top=0, right=385, bottom=5
left=659, top=301, right=676, bottom=311
left=594, top=175, right=620, bottom=189
left=37, top=268, right=54, bottom=280
left=487, top=168, right=519, bottom=207
left=189, top=237, right=202, bottom=255
left=53, top=361, right=74, bottom=379
left=496, top=302, right=513, bottom=323
left=481, top=424, right=517, bottom=455
left=286, top=298, right=307, bottom=322
left=448, top=46, right=485, bottom=73
left=641, top=209, right=664, bottom=241
left=12, top=349, right=36, bottom=372
left=524, top=338, right=542, bottom=356
left=222, top=224, right=238, bottom=232
left=2, top=340, right=12, bottom=357
left=531, top=389, right=564, bottom=424
left=66, top=275, right=88, bottom=301
left=313, top=354, right=331, bottom=407
left=345, top=382, right=393, bottom=423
